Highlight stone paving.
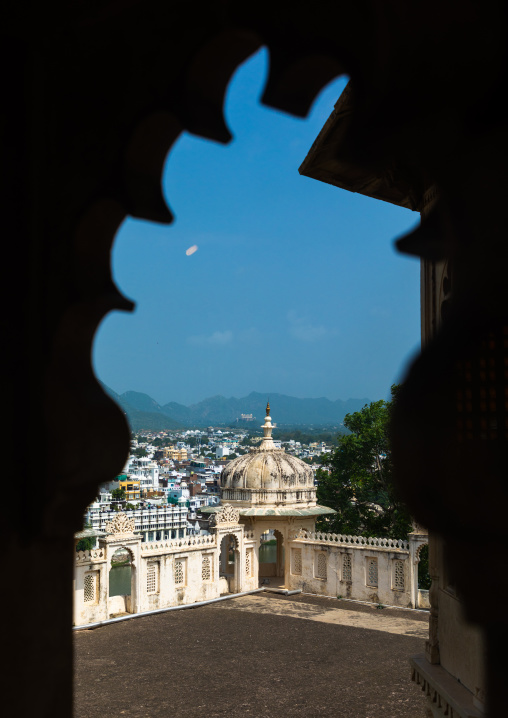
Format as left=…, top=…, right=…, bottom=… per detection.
left=74, top=592, right=430, bottom=718
left=221, top=593, right=429, bottom=638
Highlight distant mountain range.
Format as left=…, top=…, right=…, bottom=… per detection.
left=100, top=384, right=185, bottom=432
left=101, top=383, right=371, bottom=432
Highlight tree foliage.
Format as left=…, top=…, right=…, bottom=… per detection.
left=76, top=537, right=94, bottom=552
left=76, top=523, right=94, bottom=552
left=273, top=429, right=343, bottom=444
left=111, top=488, right=126, bottom=501
left=316, top=386, right=412, bottom=539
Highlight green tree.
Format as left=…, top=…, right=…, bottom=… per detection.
left=76, top=523, right=94, bottom=552
left=111, top=488, right=126, bottom=501
left=76, top=537, right=94, bottom=552
left=132, top=447, right=147, bottom=458
left=316, top=386, right=412, bottom=539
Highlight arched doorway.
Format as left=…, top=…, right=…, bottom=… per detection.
left=416, top=543, right=430, bottom=609
left=259, top=529, right=284, bottom=587
left=109, top=547, right=134, bottom=615
left=219, top=533, right=239, bottom=594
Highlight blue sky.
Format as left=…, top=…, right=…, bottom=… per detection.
left=93, top=49, right=421, bottom=407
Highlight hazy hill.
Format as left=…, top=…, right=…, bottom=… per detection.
left=176, top=391, right=370, bottom=426
left=162, top=392, right=369, bottom=425
left=100, top=384, right=371, bottom=430
left=121, top=391, right=163, bottom=414
left=100, top=383, right=184, bottom=432
left=159, top=401, right=195, bottom=425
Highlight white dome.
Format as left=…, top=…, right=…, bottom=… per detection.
left=219, top=404, right=320, bottom=512
left=221, top=450, right=313, bottom=491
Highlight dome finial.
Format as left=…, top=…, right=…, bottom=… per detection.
left=260, top=400, right=274, bottom=450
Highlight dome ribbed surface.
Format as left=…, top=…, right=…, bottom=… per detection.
left=215, top=404, right=333, bottom=514
left=221, top=449, right=314, bottom=490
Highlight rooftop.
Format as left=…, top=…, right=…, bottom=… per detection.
left=74, top=592, right=428, bottom=717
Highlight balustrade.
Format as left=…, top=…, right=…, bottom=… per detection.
left=76, top=548, right=105, bottom=563
left=292, top=529, right=409, bottom=551
left=140, top=534, right=216, bottom=555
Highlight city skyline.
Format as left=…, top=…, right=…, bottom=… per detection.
left=93, top=48, right=421, bottom=406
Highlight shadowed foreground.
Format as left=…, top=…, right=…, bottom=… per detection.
left=74, top=593, right=429, bottom=718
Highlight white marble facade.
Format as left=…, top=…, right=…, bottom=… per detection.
left=74, top=507, right=427, bottom=626
left=74, top=406, right=427, bottom=626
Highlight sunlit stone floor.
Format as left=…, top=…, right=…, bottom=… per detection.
left=74, top=592, right=430, bottom=718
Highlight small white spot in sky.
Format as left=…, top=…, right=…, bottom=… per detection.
left=186, top=245, right=198, bottom=256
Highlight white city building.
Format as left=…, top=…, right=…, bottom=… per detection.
left=85, top=504, right=188, bottom=542
left=127, top=456, right=160, bottom=493
left=215, top=444, right=230, bottom=459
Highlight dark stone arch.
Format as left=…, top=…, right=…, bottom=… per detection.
left=5, top=2, right=508, bottom=716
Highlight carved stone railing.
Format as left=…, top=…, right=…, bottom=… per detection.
left=292, top=529, right=409, bottom=551
left=75, top=548, right=106, bottom=563
left=140, top=534, right=216, bottom=555
left=221, top=488, right=316, bottom=504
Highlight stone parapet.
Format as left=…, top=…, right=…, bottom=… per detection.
left=293, top=529, right=410, bottom=551
left=220, top=487, right=317, bottom=507
left=75, top=548, right=107, bottom=564
left=140, top=534, right=215, bottom=557
left=287, top=530, right=420, bottom=608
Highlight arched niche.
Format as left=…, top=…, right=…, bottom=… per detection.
left=219, top=533, right=240, bottom=594
left=108, top=546, right=136, bottom=615
left=258, top=528, right=284, bottom=586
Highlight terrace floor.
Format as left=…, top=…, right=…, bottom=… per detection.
left=74, top=592, right=430, bottom=718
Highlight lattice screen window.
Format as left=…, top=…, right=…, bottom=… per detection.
left=245, top=549, right=253, bottom=577
left=342, top=554, right=352, bottom=582
left=292, top=548, right=302, bottom=575
left=394, top=560, right=405, bottom=591
left=174, top=559, right=185, bottom=586
left=147, top=561, right=159, bottom=594
left=316, top=552, right=327, bottom=580
left=84, top=571, right=99, bottom=604
left=202, top=555, right=211, bottom=581
left=367, top=558, right=378, bottom=587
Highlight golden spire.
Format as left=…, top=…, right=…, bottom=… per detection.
left=266, top=399, right=270, bottom=416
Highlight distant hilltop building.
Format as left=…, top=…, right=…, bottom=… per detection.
left=237, top=413, right=255, bottom=422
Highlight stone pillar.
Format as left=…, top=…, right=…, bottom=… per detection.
left=426, top=531, right=440, bottom=664
left=408, top=529, right=428, bottom=610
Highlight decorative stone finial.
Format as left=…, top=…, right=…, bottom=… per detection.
left=260, top=401, right=275, bottom=450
